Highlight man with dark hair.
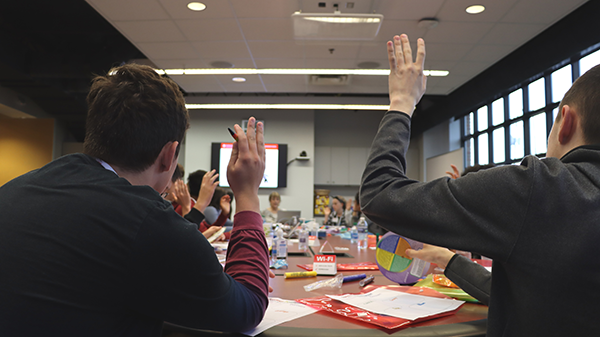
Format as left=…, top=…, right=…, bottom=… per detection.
left=187, top=169, right=207, bottom=199
left=0, top=64, right=269, bottom=336
left=361, top=34, right=600, bottom=335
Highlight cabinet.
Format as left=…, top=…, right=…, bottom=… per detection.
left=314, top=147, right=369, bottom=185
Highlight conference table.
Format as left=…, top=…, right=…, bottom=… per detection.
left=162, top=234, right=488, bottom=337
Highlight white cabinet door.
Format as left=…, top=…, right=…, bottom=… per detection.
left=330, top=147, right=349, bottom=185
left=314, top=147, right=332, bottom=184
left=348, top=147, right=369, bottom=185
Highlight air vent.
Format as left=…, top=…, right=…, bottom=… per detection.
left=308, top=75, right=351, bottom=86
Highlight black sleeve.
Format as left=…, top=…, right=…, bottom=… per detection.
left=183, top=208, right=205, bottom=228
left=444, top=254, right=491, bottom=305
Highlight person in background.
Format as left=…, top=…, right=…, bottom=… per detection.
left=0, top=64, right=269, bottom=335
left=360, top=33, right=600, bottom=335
left=323, top=195, right=350, bottom=227
left=261, top=191, right=283, bottom=223
left=350, top=191, right=388, bottom=235
left=204, top=187, right=234, bottom=229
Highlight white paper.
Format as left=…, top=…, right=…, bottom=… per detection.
left=326, top=288, right=464, bottom=321
left=241, top=297, right=319, bottom=336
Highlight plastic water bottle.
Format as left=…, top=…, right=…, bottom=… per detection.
left=298, top=224, right=309, bottom=252
left=350, top=226, right=358, bottom=244
left=276, top=228, right=288, bottom=259
left=357, top=217, right=368, bottom=250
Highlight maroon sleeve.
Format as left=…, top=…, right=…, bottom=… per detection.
left=224, top=211, right=269, bottom=310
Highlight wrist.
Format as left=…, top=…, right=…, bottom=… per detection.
left=389, top=99, right=415, bottom=116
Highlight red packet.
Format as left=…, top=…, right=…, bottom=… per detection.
left=297, top=262, right=379, bottom=271
left=296, top=285, right=463, bottom=330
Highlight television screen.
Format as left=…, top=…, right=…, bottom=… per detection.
left=211, top=142, right=287, bottom=188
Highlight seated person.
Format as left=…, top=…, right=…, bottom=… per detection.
left=323, top=195, right=351, bottom=227
left=350, top=192, right=388, bottom=235
left=204, top=187, right=234, bottom=229
left=0, top=63, right=269, bottom=335
left=261, top=191, right=283, bottom=223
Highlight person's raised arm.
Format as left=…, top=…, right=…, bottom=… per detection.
left=193, top=169, right=218, bottom=213
left=172, top=179, right=192, bottom=216
left=388, top=34, right=427, bottom=116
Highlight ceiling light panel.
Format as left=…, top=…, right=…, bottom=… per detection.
left=292, top=12, right=384, bottom=40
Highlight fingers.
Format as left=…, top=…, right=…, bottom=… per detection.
left=387, top=40, right=396, bottom=72
left=246, top=117, right=257, bottom=158
left=394, top=35, right=403, bottom=66
left=269, top=270, right=275, bottom=278
left=256, top=121, right=265, bottom=163
left=416, top=37, right=426, bottom=68
left=400, top=34, right=413, bottom=64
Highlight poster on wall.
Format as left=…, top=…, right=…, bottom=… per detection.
left=314, top=189, right=330, bottom=216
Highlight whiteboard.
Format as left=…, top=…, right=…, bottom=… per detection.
left=425, top=148, right=464, bottom=182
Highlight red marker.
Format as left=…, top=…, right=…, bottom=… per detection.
left=227, top=127, right=238, bottom=142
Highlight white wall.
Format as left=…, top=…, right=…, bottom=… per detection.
left=185, top=109, right=315, bottom=219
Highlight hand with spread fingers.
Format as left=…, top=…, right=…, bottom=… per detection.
left=227, top=117, right=265, bottom=214
left=387, top=34, right=427, bottom=116
left=172, top=179, right=192, bottom=215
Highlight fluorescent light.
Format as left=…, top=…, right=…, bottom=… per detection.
left=156, top=68, right=449, bottom=77
left=466, top=5, right=485, bottom=14
left=185, top=104, right=389, bottom=110
left=187, top=2, right=207, bottom=11
left=304, top=17, right=381, bottom=23
left=231, top=77, right=246, bottom=82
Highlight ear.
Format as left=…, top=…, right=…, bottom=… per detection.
left=558, top=105, right=577, bottom=145
left=157, top=141, right=179, bottom=173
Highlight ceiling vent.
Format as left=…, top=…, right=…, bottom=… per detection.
left=292, top=10, right=383, bottom=40
left=308, top=74, right=351, bottom=86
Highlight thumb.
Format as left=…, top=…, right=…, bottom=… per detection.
left=405, top=248, right=420, bottom=259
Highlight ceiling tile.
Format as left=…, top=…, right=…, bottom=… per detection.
left=304, top=58, right=362, bottom=69
left=199, top=58, right=258, bottom=68
left=479, top=23, right=547, bottom=46
left=231, top=0, right=300, bottom=18
left=303, top=44, right=361, bottom=59
left=137, top=42, right=200, bottom=59
left=191, top=41, right=252, bottom=59
left=501, top=0, right=587, bottom=24
left=158, top=0, right=235, bottom=19
left=114, top=20, right=186, bottom=43
left=169, top=75, right=224, bottom=92
left=221, top=84, right=267, bottom=92
left=86, top=0, right=169, bottom=21
left=436, top=0, right=518, bottom=22
left=357, top=42, right=388, bottom=59
left=254, top=58, right=306, bottom=68
left=247, top=41, right=305, bottom=58
left=214, top=74, right=264, bottom=86
left=450, top=61, right=491, bottom=78
left=423, top=22, right=495, bottom=44
left=154, top=59, right=209, bottom=68
left=374, top=20, right=425, bottom=42
left=374, top=0, right=445, bottom=20
left=238, top=19, right=293, bottom=41
left=264, top=83, right=308, bottom=92
left=176, top=19, right=244, bottom=41
left=425, top=43, right=472, bottom=61
left=258, top=74, right=306, bottom=85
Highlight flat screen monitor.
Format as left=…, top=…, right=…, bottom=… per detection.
left=211, top=142, right=287, bottom=188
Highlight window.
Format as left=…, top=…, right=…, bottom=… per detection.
left=462, top=45, right=597, bottom=167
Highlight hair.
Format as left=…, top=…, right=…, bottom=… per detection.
left=558, top=64, right=600, bottom=144
left=209, top=187, right=231, bottom=210
left=462, top=164, right=495, bottom=177
left=171, top=163, right=184, bottom=183
left=332, top=195, right=346, bottom=210
left=83, top=63, right=189, bottom=173
left=269, top=191, right=281, bottom=201
left=187, top=170, right=207, bottom=199
left=355, top=191, right=360, bottom=206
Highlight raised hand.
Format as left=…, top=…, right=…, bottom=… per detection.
left=220, top=194, right=232, bottom=216
left=172, top=179, right=192, bottom=215
left=445, top=164, right=460, bottom=180
left=387, top=34, right=427, bottom=116
left=194, top=169, right=219, bottom=213
left=227, top=117, right=265, bottom=214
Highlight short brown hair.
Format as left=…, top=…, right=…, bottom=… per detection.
left=269, top=192, right=281, bottom=201
left=558, top=64, right=600, bottom=144
left=83, top=63, right=189, bottom=172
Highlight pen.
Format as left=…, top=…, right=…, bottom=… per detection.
left=343, top=273, right=366, bottom=283
left=227, top=127, right=238, bottom=142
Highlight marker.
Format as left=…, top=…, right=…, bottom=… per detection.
left=284, top=271, right=318, bottom=279
left=359, top=275, right=375, bottom=287
left=227, top=127, right=238, bottom=142
left=343, top=273, right=367, bottom=283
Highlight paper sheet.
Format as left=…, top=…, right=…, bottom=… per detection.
left=241, top=297, right=319, bottom=336
left=327, top=288, right=464, bottom=321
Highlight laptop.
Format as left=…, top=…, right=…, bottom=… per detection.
left=276, top=210, right=301, bottom=224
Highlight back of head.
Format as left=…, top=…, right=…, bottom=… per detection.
left=187, top=170, right=207, bottom=199
left=559, top=64, right=600, bottom=144
left=209, top=187, right=228, bottom=210
left=83, top=63, right=189, bottom=173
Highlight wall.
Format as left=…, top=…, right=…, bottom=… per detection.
left=185, top=109, right=315, bottom=219
left=0, top=118, right=54, bottom=186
